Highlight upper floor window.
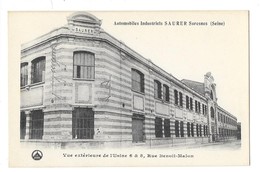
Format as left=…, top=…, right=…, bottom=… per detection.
left=198, top=102, right=201, bottom=113
left=186, top=96, right=189, bottom=109
left=174, top=90, right=178, bottom=105
left=20, top=62, right=28, bottom=87
left=179, top=92, right=183, bottom=107
left=163, top=84, right=170, bottom=102
left=73, top=51, right=95, bottom=79
left=31, top=56, right=45, bottom=84
left=210, top=107, right=215, bottom=118
left=195, top=100, right=198, bottom=112
left=154, top=80, right=162, bottom=99
left=210, top=90, right=214, bottom=100
left=190, top=97, right=193, bottom=110
left=132, top=69, right=144, bottom=93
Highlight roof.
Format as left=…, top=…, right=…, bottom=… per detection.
left=181, top=79, right=205, bottom=96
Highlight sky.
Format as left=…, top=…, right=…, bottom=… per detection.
left=9, top=11, right=249, bottom=122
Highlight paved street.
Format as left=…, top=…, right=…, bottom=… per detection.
left=179, top=140, right=242, bottom=150
left=152, top=140, right=241, bottom=150
left=193, top=140, right=241, bottom=150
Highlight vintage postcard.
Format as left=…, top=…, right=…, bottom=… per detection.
left=9, top=11, right=249, bottom=167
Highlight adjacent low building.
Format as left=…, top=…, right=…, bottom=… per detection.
left=20, top=12, right=238, bottom=148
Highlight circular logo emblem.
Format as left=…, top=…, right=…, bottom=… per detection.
left=31, top=150, right=43, bottom=161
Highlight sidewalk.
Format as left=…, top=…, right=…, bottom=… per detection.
left=150, top=140, right=241, bottom=149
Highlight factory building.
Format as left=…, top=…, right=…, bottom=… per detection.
left=20, top=12, right=238, bottom=148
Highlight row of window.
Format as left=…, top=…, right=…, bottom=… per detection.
left=132, top=69, right=207, bottom=114
left=21, top=51, right=95, bottom=87
left=218, top=128, right=237, bottom=137
left=217, top=112, right=236, bottom=126
left=21, top=109, right=235, bottom=141
left=21, top=109, right=209, bottom=140
left=154, top=80, right=170, bottom=101
left=20, top=108, right=95, bottom=140
left=21, top=52, right=207, bottom=119
left=154, top=117, right=209, bottom=138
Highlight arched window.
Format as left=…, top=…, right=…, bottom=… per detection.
left=31, top=56, right=45, bottom=84
left=20, top=62, right=28, bottom=87
left=154, top=80, right=162, bottom=99
left=73, top=51, right=95, bottom=79
left=131, top=69, right=144, bottom=93
left=210, top=107, right=215, bottom=118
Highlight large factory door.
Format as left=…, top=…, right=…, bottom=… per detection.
left=132, top=116, right=144, bottom=143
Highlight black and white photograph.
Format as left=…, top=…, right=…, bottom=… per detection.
left=8, top=11, right=249, bottom=167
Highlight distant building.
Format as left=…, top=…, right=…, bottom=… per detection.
left=20, top=12, right=238, bottom=148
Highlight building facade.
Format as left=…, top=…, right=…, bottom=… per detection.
left=20, top=12, right=238, bottom=148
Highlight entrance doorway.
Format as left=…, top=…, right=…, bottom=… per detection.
left=132, top=115, right=144, bottom=143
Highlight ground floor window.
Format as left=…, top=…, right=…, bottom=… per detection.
left=164, top=119, right=171, bottom=137
left=155, top=117, right=163, bottom=138
left=203, top=125, right=206, bottom=136
left=72, top=108, right=94, bottom=139
left=196, top=124, right=199, bottom=137
left=20, top=112, right=26, bottom=139
left=191, top=123, right=194, bottom=137
left=175, top=120, right=179, bottom=137
left=187, top=122, right=190, bottom=137
left=29, top=110, right=44, bottom=139
left=199, top=124, right=202, bottom=137
left=180, top=121, right=184, bottom=137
